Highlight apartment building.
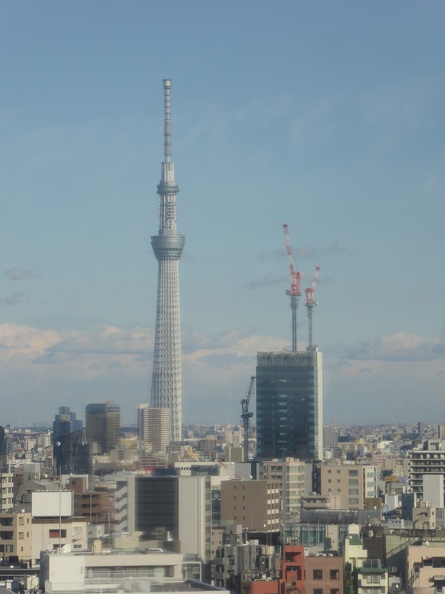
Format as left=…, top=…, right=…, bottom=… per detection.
left=0, top=510, right=32, bottom=563
left=258, top=458, right=305, bottom=521
left=410, top=439, right=445, bottom=500
left=320, top=464, right=377, bottom=510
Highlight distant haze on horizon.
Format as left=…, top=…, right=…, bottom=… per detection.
left=0, top=1, right=444, bottom=427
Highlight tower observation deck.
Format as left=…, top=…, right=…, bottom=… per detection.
left=150, top=79, right=184, bottom=443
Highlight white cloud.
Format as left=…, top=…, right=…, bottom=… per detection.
left=345, top=332, right=445, bottom=362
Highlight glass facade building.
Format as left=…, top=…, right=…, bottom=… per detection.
left=85, top=401, right=120, bottom=454
left=256, top=349, right=323, bottom=461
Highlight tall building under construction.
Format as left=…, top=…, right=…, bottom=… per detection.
left=256, top=349, right=323, bottom=461
left=150, top=80, right=184, bottom=443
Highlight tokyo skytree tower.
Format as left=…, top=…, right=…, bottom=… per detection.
left=150, top=79, right=184, bottom=442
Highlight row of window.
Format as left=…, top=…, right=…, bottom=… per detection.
left=313, top=569, right=339, bottom=580
left=326, top=469, right=359, bottom=476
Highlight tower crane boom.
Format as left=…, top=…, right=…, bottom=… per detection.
left=241, top=376, right=255, bottom=462
left=283, top=224, right=301, bottom=352
left=305, top=266, right=321, bottom=350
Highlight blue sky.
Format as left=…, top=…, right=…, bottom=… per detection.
left=0, top=1, right=444, bottom=427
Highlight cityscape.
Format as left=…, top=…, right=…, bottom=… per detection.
left=2, top=3, right=445, bottom=594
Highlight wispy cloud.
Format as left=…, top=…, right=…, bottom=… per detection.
left=246, top=273, right=286, bottom=290
left=2, top=292, right=29, bottom=306
left=4, top=266, right=42, bottom=281
left=345, top=332, right=445, bottom=363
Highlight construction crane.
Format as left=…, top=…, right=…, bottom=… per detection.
left=283, top=224, right=301, bottom=352
left=241, top=376, right=255, bottom=462
left=305, top=266, right=321, bottom=350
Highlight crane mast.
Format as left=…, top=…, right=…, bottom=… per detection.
left=283, top=224, right=301, bottom=352
left=241, top=376, right=255, bottom=462
left=305, top=266, right=320, bottom=350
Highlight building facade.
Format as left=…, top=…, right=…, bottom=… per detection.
left=410, top=439, right=445, bottom=500
left=135, top=475, right=212, bottom=564
left=53, top=430, right=91, bottom=475
left=138, top=404, right=170, bottom=453
left=85, top=401, right=120, bottom=454
left=52, top=407, right=83, bottom=442
left=258, top=458, right=305, bottom=522
left=220, top=480, right=281, bottom=532
left=256, top=349, right=323, bottom=461
left=320, top=463, right=378, bottom=510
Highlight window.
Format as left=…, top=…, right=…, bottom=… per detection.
left=313, top=569, right=323, bottom=580
left=49, top=529, right=67, bottom=538
left=330, top=569, right=339, bottom=580
left=313, top=590, right=322, bottom=594
left=348, top=469, right=359, bottom=476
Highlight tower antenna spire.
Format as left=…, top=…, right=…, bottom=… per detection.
left=163, top=79, right=171, bottom=162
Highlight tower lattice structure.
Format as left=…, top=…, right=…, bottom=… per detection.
left=150, top=79, right=185, bottom=443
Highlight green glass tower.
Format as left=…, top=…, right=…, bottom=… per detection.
left=85, top=400, right=120, bottom=454
left=256, top=349, right=323, bottom=461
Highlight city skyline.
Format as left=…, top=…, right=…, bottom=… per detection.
left=0, top=2, right=444, bottom=426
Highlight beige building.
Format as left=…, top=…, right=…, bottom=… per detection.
left=138, top=405, right=170, bottom=453
left=320, top=463, right=377, bottom=510
left=406, top=542, right=445, bottom=593
left=305, top=553, right=343, bottom=594
left=220, top=480, right=280, bottom=532
left=259, top=458, right=305, bottom=521
left=0, top=473, right=14, bottom=511
left=0, top=510, right=32, bottom=563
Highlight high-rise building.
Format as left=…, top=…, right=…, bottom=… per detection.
left=137, top=404, right=170, bottom=453
left=85, top=401, right=120, bottom=454
left=150, top=79, right=184, bottom=443
left=53, top=406, right=83, bottom=443
left=53, top=430, right=91, bottom=476
left=256, top=349, right=323, bottom=461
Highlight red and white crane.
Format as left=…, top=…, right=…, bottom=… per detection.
left=305, top=266, right=320, bottom=350
left=283, top=224, right=301, bottom=352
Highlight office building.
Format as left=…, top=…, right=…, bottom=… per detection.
left=256, top=349, right=323, bottom=461
left=52, top=407, right=82, bottom=442
left=220, top=479, right=281, bottom=532
left=150, top=79, right=185, bottom=443
left=53, top=429, right=91, bottom=475
left=135, top=475, right=212, bottom=564
left=85, top=401, right=120, bottom=454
